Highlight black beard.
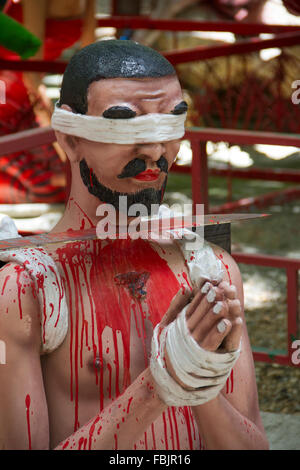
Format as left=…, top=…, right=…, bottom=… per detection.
left=79, top=158, right=168, bottom=215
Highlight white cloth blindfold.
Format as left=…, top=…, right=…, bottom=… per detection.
left=51, top=105, right=186, bottom=144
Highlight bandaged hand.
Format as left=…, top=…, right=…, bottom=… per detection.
left=150, top=280, right=243, bottom=406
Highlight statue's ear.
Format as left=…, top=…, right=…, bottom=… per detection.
left=54, top=104, right=81, bottom=163
left=54, top=130, right=81, bottom=163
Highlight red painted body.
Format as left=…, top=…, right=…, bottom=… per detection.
left=25, top=394, right=32, bottom=450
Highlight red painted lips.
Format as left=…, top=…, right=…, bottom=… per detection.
left=133, top=169, right=160, bottom=181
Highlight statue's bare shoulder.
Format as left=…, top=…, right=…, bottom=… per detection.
left=0, top=262, right=41, bottom=348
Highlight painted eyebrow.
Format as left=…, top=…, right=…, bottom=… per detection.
left=171, top=101, right=188, bottom=115
left=102, top=106, right=137, bottom=119
left=102, top=101, right=188, bottom=118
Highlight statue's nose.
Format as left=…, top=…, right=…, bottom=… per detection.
left=136, top=142, right=166, bottom=163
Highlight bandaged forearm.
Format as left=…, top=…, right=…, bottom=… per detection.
left=150, top=305, right=241, bottom=406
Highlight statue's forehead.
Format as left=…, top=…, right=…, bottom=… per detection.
left=87, top=76, right=183, bottom=113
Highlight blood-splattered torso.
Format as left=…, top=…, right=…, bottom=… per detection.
left=41, top=236, right=203, bottom=450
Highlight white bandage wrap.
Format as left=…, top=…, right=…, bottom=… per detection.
left=51, top=106, right=187, bottom=144
left=150, top=305, right=241, bottom=406
left=0, top=214, right=68, bottom=354
left=177, top=230, right=224, bottom=287
left=157, top=205, right=224, bottom=287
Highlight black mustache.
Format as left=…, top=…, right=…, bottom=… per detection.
left=117, top=156, right=169, bottom=179
left=118, top=158, right=146, bottom=179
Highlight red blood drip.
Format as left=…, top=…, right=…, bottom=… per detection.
left=14, top=265, right=25, bottom=319
left=25, top=394, right=32, bottom=450
left=36, top=272, right=47, bottom=344
left=84, top=320, right=89, bottom=347
left=231, top=369, right=234, bottom=393
left=188, top=406, right=196, bottom=442
left=1, top=275, right=10, bottom=296
left=126, top=396, right=133, bottom=414
left=38, top=261, right=46, bottom=271
left=181, top=407, right=194, bottom=450
left=182, top=271, right=192, bottom=291
left=68, top=261, right=80, bottom=431
left=107, top=363, right=112, bottom=399
left=62, top=439, right=70, bottom=449
left=216, top=253, right=232, bottom=285
left=136, top=303, right=148, bottom=366
left=75, top=262, right=86, bottom=370
left=78, top=251, right=97, bottom=383
left=49, top=302, right=54, bottom=318
left=151, top=423, right=156, bottom=450
left=92, top=344, right=99, bottom=386
left=78, top=436, right=85, bottom=450
left=73, top=200, right=95, bottom=227
left=80, top=218, right=85, bottom=230
left=167, top=408, right=175, bottom=450
left=162, top=411, right=169, bottom=450
left=225, top=370, right=234, bottom=394
left=199, top=432, right=202, bottom=450
left=112, top=330, right=120, bottom=397
left=49, top=265, right=64, bottom=328
left=226, top=368, right=234, bottom=393
left=131, top=303, right=141, bottom=338
left=59, top=261, right=74, bottom=402
left=171, top=407, right=180, bottom=449
left=88, top=416, right=101, bottom=450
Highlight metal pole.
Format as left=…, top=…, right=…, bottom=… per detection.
left=191, top=140, right=209, bottom=214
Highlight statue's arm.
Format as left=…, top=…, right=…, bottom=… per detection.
left=0, top=262, right=169, bottom=450
left=55, top=367, right=166, bottom=450
left=0, top=262, right=50, bottom=450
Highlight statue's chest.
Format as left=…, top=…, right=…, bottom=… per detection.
left=53, top=239, right=189, bottom=371
left=88, top=239, right=182, bottom=332
left=46, top=239, right=192, bottom=431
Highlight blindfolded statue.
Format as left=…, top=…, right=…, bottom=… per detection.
left=0, top=40, right=268, bottom=452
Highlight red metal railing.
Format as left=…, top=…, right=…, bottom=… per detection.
left=232, top=252, right=300, bottom=367
left=1, top=15, right=300, bottom=136
left=180, top=128, right=300, bottom=213
left=0, top=125, right=299, bottom=213
left=1, top=16, right=300, bottom=73
left=2, top=31, right=300, bottom=73
left=96, top=16, right=300, bottom=35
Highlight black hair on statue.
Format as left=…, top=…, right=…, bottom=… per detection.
left=58, top=40, right=176, bottom=115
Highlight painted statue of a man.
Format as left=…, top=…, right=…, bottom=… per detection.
left=0, top=40, right=268, bottom=450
